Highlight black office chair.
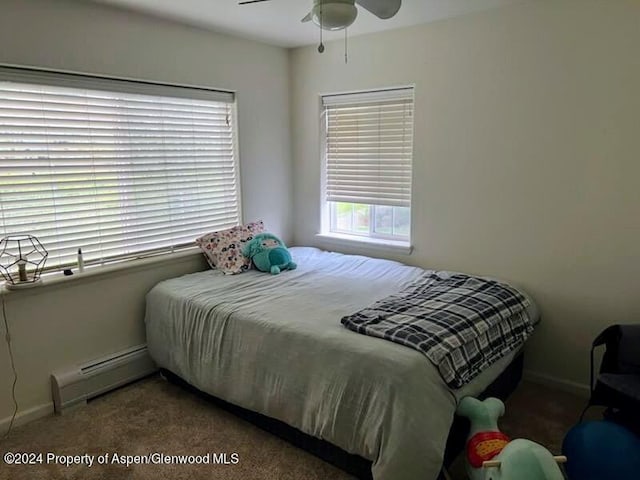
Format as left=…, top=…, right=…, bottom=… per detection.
left=581, top=324, right=640, bottom=431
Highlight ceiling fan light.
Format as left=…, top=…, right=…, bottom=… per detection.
left=312, top=3, right=358, bottom=31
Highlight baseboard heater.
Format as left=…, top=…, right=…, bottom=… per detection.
left=51, top=344, right=157, bottom=413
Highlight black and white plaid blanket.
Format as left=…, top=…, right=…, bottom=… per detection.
left=341, top=273, right=535, bottom=388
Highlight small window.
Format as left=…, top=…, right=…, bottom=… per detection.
left=0, top=67, right=240, bottom=271
left=330, top=202, right=410, bottom=240
left=321, top=88, right=414, bottom=245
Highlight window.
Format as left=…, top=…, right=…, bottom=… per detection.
left=321, top=87, right=414, bottom=246
left=0, top=67, right=239, bottom=271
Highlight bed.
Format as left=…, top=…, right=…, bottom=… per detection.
left=145, top=247, right=539, bottom=480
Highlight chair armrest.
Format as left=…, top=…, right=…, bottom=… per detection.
left=590, top=325, right=621, bottom=393
left=592, top=325, right=620, bottom=347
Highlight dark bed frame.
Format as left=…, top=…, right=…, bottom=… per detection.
left=161, top=352, right=524, bottom=480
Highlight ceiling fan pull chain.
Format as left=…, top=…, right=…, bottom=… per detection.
left=318, top=0, right=325, bottom=53
left=344, top=27, right=348, bottom=64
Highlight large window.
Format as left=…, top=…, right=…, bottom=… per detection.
left=322, top=87, right=414, bottom=245
left=0, top=67, right=240, bottom=270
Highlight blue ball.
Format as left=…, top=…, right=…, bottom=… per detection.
left=562, top=420, right=640, bottom=480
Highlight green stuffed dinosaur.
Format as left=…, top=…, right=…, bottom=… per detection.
left=456, top=397, right=565, bottom=480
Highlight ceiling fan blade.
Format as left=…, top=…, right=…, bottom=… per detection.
left=239, top=0, right=271, bottom=5
left=301, top=11, right=313, bottom=22
left=355, top=0, right=401, bottom=19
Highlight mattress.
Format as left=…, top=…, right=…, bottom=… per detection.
left=145, top=247, right=539, bottom=480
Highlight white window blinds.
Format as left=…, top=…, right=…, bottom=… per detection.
left=323, top=87, right=414, bottom=208
left=0, top=67, right=239, bottom=270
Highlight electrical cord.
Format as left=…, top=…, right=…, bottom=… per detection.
left=1, top=293, right=18, bottom=440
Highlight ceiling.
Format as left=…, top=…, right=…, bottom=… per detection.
left=90, top=0, right=525, bottom=48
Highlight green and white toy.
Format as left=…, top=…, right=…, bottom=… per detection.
left=456, top=397, right=566, bottom=480
left=242, top=232, right=297, bottom=275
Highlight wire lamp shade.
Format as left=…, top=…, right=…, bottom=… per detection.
left=0, top=234, right=48, bottom=289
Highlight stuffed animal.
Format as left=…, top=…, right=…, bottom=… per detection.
left=241, top=233, right=297, bottom=275
left=456, top=397, right=565, bottom=480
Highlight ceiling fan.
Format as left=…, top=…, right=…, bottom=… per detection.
left=239, top=0, right=402, bottom=59
left=239, top=0, right=402, bottom=32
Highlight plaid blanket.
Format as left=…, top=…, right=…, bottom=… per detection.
left=341, top=273, right=535, bottom=388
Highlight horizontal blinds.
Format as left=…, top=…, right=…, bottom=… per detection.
left=0, top=69, right=240, bottom=270
left=0, top=66, right=234, bottom=103
left=323, top=88, right=414, bottom=208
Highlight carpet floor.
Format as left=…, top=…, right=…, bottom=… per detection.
left=0, top=375, right=591, bottom=480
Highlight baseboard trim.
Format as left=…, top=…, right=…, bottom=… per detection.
left=0, top=373, right=589, bottom=435
left=0, top=402, right=54, bottom=435
left=524, top=370, right=590, bottom=398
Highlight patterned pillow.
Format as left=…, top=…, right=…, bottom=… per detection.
left=196, top=221, right=265, bottom=274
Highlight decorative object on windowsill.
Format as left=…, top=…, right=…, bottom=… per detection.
left=0, top=234, right=48, bottom=290
left=77, top=248, right=85, bottom=273
left=238, top=0, right=402, bottom=62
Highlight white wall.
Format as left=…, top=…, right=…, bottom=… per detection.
left=0, top=0, right=291, bottom=427
left=290, top=0, right=640, bottom=390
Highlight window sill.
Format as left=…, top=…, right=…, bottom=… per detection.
left=0, top=247, right=204, bottom=297
left=315, top=233, right=413, bottom=255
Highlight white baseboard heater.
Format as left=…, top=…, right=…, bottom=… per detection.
left=51, top=344, right=158, bottom=413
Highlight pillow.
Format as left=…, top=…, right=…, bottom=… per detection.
left=196, top=221, right=264, bottom=274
